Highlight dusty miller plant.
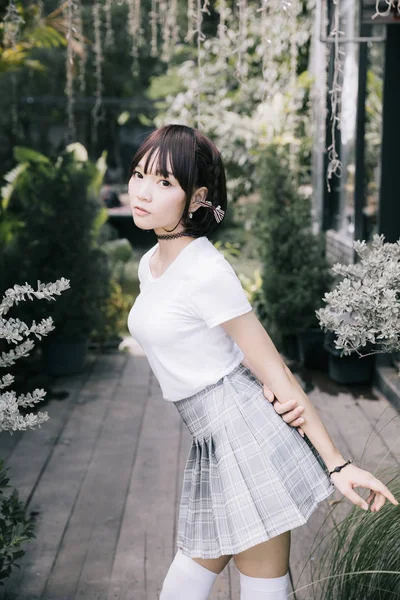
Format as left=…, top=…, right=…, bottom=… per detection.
left=316, top=234, right=400, bottom=361
left=0, top=278, right=70, bottom=433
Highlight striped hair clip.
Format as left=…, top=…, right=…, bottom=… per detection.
left=195, top=198, right=225, bottom=223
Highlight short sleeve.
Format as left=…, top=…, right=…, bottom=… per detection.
left=188, top=258, right=253, bottom=328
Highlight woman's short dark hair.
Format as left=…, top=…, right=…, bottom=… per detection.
left=129, top=124, right=227, bottom=237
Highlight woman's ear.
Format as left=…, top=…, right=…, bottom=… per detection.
left=190, top=187, right=208, bottom=213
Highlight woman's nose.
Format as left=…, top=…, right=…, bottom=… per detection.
left=137, top=180, right=153, bottom=200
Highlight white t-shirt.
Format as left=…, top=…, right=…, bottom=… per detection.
left=127, top=236, right=253, bottom=401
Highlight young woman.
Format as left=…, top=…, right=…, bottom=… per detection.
left=127, top=124, right=398, bottom=600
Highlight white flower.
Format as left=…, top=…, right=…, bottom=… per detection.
left=66, top=142, right=88, bottom=162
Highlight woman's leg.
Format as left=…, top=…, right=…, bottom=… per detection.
left=233, top=531, right=291, bottom=599
left=159, top=547, right=232, bottom=600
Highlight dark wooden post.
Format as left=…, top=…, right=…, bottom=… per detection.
left=353, top=3, right=370, bottom=260
left=378, top=25, right=400, bottom=244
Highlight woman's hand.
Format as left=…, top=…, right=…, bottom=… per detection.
left=262, top=386, right=306, bottom=437
left=242, top=358, right=306, bottom=436
left=328, top=463, right=399, bottom=512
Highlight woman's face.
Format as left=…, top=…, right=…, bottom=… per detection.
left=128, top=150, right=187, bottom=233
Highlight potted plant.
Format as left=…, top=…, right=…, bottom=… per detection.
left=255, top=144, right=334, bottom=367
left=1, top=144, right=112, bottom=375
left=316, top=234, right=400, bottom=384
left=323, top=329, right=375, bottom=384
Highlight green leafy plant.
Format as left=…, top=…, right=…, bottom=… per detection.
left=0, top=2, right=67, bottom=76
left=255, top=144, right=333, bottom=345
left=238, top=268, right=269, bottom=325
left=90, top=279, right=135, bottom=350
left=2, top=144, right=112, bottom=340
left=0, top=459, right=36, bottom=586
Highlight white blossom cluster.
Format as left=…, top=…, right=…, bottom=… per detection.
left=0, top=278, right=70, bottom=433
left=316, top=234, right=400, bottom=358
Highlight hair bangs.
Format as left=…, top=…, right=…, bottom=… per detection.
left=130, top=126, right=197, bottom=200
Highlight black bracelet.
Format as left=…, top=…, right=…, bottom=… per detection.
left=328, top=459, right=353, bottom=476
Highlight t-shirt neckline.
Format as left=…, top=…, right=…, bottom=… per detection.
left=147, top=236, right=206, bottom=282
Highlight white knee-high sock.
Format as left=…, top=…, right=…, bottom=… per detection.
left=159, top=548, right=218, bottom=600
left=239, top=570, right=290, bottom=600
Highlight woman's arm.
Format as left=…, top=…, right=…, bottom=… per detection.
left=241, top=357, right=306, bottom=435
left=224, top=311, right=345, bottom=472
left=223, top=311, right=400, bottom=512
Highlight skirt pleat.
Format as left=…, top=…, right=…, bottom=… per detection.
left=174, top=363, right=335, bottom=559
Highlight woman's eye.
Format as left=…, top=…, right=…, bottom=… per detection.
left=132, top=170, right=170, bottom=187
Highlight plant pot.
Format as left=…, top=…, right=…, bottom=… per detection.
left=280, top=333, right=299, bottom=361
left=43, top=335, right=89, bottom=376
left=324, top=332, right=375, bottom=385
left=297, top=328, right=329, bottom=371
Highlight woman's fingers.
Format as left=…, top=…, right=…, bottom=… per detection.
left=275, top=402, right=305, bottom=424
left=332, top=466, right=399, bottom=511
left=261, top=384, right=306, bottom=434
left=366, top=490, right=376, bottom=504
left=344, top=487, right=371, bottom=511
left=366, top=477, right=399, bottom=507
left=262, top=385, right=275, bottom=402
left=370, top=492, right=384, bottom=512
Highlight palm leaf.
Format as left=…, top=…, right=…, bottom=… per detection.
left=27, top=25, right=66, bottom=49
left=13, top=147, right=51, bottom=165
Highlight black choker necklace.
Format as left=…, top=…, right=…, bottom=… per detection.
left=156, top=231, right=195, bottom=240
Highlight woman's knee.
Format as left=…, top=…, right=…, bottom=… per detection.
left=233, top=531, right=291, bottom=578
left=159, top=548, right=232, bottom=600
left=190, top=551, right=233, bottom=575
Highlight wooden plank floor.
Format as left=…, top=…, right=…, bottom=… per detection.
left=1, top=349, right=399, bottom=600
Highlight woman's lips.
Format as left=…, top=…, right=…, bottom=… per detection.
left=134, top=206, right=150, bottom=215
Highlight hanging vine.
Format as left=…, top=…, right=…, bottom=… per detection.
left=216, top=0, right=228, bottom=70
left=185, top=0, right=197, bottom=43
left=0, top=0, right=368, bottom=194
left=127, top=0, right=142, bottom=76
left=3, top=0, right=24, bottom=48
left=372, top=0, right=400, bottom=18
left=3, top=0, right=25, bottom=138
left=65, top=0, right=78, bottom=143
left=288, top=4, right=299, bottom=176
left=150, top=0, right=158, bottom=57
left=196, top=0, right=211, bottom=128
left=104, top=0, right=114, bottom=49
left=326, top=0, right=345, bottom=191
left=76, top=0, right=86, bottom=94
left=92, top=0, right=105, bottom=145
left=236, top=0, right=248, bottom=82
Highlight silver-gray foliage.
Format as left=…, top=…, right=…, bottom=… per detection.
left=316, top=234, right=400, bottom=357
left=0, top=279, right=70, bottom=433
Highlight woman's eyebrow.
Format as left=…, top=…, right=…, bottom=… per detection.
left=136, top=162, right=174, bottom=177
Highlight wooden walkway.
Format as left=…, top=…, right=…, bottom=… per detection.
left=1, top=348, right=399, bottom=600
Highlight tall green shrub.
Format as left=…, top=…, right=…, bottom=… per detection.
left=2, top=144, right=112, bottom=339
left=255, top=144, right=333, bottom=346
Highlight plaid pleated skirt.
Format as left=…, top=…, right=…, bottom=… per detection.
left=173, top=363, right=335, bottom=559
